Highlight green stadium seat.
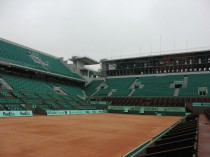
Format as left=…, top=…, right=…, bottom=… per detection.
left=0, top=39, right=83, bottom=80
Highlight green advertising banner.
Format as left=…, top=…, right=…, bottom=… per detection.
left=0, top=111, right=33, bottom=117
left=192, top=102, right=210, bottom=107
left=90, top=101, right=107, bottom=105
left=108, top=106, right=185, bottom=113
left=46, top=110, right=106, bottom=116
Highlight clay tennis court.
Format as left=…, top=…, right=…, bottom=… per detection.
left=0, top=114, right=181, bottom=157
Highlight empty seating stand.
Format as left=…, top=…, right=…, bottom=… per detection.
left=93, top=77, right=136, bottom=96
left=135, top=113, right=199, bottom=157
left=84, top=80, right=104, bottom=96
left=0, top=38, right=82, bottom=80
left=179, top=74, right=210, bottom=96
left=0, top=73, right=102, bottom=112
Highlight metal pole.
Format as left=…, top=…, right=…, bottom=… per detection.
left=160, top=35, right=162, bottom=55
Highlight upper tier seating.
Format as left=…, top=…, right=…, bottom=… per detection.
left=88, top=74, right=210, bottom=97
left=50, top=83, right=84, bottom=97
left=0, top=39, right=82, bottom=80
left=132, top=75, right=184, bottom=96
left=85, top=80, right=104, bottom=96
left=179, top=74, right=210, bottom=96
left=94, top=77, right=136, bottom=96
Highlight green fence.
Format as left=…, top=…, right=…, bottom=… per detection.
left=108, top=106, right=185, bottom=116
left=46, top=110, right=107, bottom=116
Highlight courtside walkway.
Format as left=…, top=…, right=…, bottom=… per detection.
left=198, top=114, right=210, bottom=157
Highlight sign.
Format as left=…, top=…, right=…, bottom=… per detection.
left=0, top=111, right=33, bottom=117
left=108, top=106, right=185, bottom=113
left=90, top=101, right=107, bottom=105
left=46, top=110, right=106, bottom=116
left=192, top=102, right=210, bottom=107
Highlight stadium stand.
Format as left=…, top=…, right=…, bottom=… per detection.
left=1, top=37, right=210, bottom=156
left=134, top=113, right=199, bottom=157
left=93, top=77, right=136, bottom=96
left=179, top=74, right=210, bottom=96
left=87, top=73, right=210, bottom=98
left=49, top=82, right=84, bottom=97
left=1, top=73, right=53, bottom=92
left=132, top=75, right=184, bottom=96
left=85, top=79, right=104, bottom=96
left=0, top=71, right=98, bottom=113
left=0, top=38, right=82, bottom=80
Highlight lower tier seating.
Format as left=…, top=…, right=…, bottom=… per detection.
left=135, top=113, right=199, bottom=157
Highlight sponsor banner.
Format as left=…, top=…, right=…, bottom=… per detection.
left=108, top=106, right=185, bottom=113
left=90, top=101, right=107, bottom=105
left=192, top=102, right=210, bottom=107
left=46, top=110, right=106, bottom=116
left=0, top=111, right=33, bottom=117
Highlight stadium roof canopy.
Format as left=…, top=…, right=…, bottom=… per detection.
left=70, top=56, right=99, bottom=65
left=102, top=49, right=210, bottom=62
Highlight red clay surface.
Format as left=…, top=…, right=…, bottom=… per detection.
left=198, top=114, right=210, bottom=157
left=0, top=114, right=181, bottom=157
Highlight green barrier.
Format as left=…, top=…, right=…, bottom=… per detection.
left=0, top=111, right=33, bottom=117
left=108, top=106, right=186, bottom=112
left=46, top=110, right=106, bottom=116
left=123, top=140, right=151, bottom=157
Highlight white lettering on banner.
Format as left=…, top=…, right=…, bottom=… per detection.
left=46, top=110, right=106, bottom=116
left=3, top=111, right=15, bottom=117
left=0, top=111, right=33, bottom=117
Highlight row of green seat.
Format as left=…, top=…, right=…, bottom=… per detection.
left=0, top=88, right=96, bottom=111
left=49, top=83, right=84, bottom=97
left=179, top=74, right=210, bottom=96
left=89, top=75, right=184, bottom=97
left=132, top=75, right=184, bottom=96
left=93, top=77, right=136, bottom=96
left=1, top=74, right=53, bottom=93
left=0, top=98, right=22, bottom=104
left=5, top=104, right=24, bottom=111
left=84, top=80, right=104, bottom=96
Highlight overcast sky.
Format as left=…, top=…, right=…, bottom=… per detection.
left=0, top=0, right=210, bottom=64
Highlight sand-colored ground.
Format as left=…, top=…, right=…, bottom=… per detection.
left=0, top=114, right=181, bottom=157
